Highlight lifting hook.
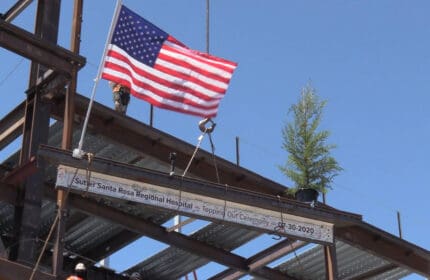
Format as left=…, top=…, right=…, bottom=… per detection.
left=198, top=118, right=216, bottom=133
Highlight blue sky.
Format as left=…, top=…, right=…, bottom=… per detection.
left=1, top=1, right=429, bottom=279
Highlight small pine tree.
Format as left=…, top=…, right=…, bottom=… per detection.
left=280, top=84, right=342, bottom=195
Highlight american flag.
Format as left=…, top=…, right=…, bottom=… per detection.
left=101, top=5, right=237, bottom=118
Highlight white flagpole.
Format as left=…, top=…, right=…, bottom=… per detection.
left=73, top=0, right=123, bottom=158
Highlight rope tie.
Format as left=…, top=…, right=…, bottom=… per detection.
left=272, top=195, right=285, bottom=240
left=222, top=184, right=228, bottom=220
left=83, top=153, right=94, bottom=196
left=29, top=167, right=80, bottom=280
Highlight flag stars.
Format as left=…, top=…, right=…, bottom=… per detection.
left=111, top=6, right=168, bottom=67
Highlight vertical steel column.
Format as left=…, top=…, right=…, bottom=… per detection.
left=13, top=0, right=61, bottom=265
left=324, top=243, right=338, bottom=280
left=397, top=211, right=403, bottom=239
left=235, top=136, right=240, bottom=166
left=52, top=0, right=83, bottom=275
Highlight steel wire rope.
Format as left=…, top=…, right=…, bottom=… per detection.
left=207, top=131, right=229, bottom=222
left=83, top=153, right=94, bottom=197
left=176, top=124, right=224, bottom=228
left=175, top=129, right=208, bottom=219
left=29, top=167, right=80, bottom=280
left=273, top=195, right=306, bottom=276
left=0, top=58, right=24, bottom=89
left=29, top=153, right=94, bottom=279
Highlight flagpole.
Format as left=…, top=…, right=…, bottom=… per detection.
left=73, top=0, right=122, bottom=158
left=206, top=0, right=210, bottom=54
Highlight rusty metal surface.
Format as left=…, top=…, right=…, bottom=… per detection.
left=0, top=19, right=85, bottom=74
left=0, top=120, right=423, bottom=279
left=0, top=120, right=425, bottom=279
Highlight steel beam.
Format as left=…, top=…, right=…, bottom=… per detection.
left=0, top=101, right=25, bottom=151
left=209, top=239, right=307, bottom=280
left=2, top=90, right=293, bottom=197
left=336, top=225, right=430, bottom=277
left=349, top=263, right=397, bottom=280
left=53, top=0, right=83, bottom=274
left=0, top=19, right=85, bottom=74
left=0, top=69, right=68, bottom=152
left=65, top=192, right=288, bottom=280
left=2, top=156, right=36, bottom=185
left=50, top=94, right=288, bottom=196
left=38, top=145, right=361, bottom=228
left=323, top=244, right=338, bottom=280
left=82, top=230, right=140, bottom=264
left=0, top=256, right=56, bottom=280
left=0, top=182, right=17, bottom=205
left=0, top=236, right=6, bottom=258
left=1, top=0, right=34, bottom=22
left=15, top=0, right=60, bottom=266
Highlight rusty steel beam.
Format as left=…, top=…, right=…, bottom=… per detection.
left=1, top=0, right=34, bottom=22
left=0, top=182, right=16, bottom=205
left=65, top=192, right=288, bottom=280
left=0, top=69, right=68, bottom=152
left=1, top=91, right=288, bottom=197
left=2, top=156, right=37, bottom=185
left=0, top=101, right=25, bottom=151
left=49, top=94, right=288, bottom=196
left=323, top=244, right=338, bottom=280
left=53, top=0, right=84, bottom=274
left=209, top=239, right=307, bottom=280
left=0, top=256, right=56, bottom=280
left=38, top=145, right=362, bottom=228
left=0, top=19, right=85, bottom=74
left=26, top=69, right=69, bottom=99
left=336, top=225, right=430, bottom=277
left=15, top=0, right=61, bottom=266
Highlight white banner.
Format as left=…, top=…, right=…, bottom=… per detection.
left=56, top=165, right=333, bottom=243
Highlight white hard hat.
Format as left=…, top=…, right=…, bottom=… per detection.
left=75, top=262, right=86, bottom=271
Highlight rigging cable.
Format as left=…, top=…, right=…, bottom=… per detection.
left=28, top=167, right=80, bottom=280
left=0, top=58, right=24, bottom=89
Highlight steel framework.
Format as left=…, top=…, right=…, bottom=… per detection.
left=0, top=1, right=429, bottom=279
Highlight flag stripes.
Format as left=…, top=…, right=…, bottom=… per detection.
left=101, top=5, right=237, bottom=117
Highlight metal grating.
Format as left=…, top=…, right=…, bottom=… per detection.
left=0, top=120, right=420, bottom=279
left=125, top=223, right=261, bottom=279
left=268, top=240, right=411, bottom=280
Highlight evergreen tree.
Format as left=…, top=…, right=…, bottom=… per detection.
left=280, top=84, right=342, bottom=194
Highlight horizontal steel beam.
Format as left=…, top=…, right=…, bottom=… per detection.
left=209, top=239, right=307, bottom=280
left=65, top=191, right=288, bottom=280
left=50, top=93, right=289, bottom=196
left=0, top=182, right=17, bottom=204
left=38, top=145, right=361, bottom=228
left=0, top=70, right=68, bottom=152
left=0, top=19, right=85, bottom=74
left=0, top=257, right=56, bottom=280
left=336, top=225, right=430, bottom=277
left=2, top=156, right=36, bottom=185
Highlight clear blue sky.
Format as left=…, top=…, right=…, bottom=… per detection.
left=1, top=1, right=429, bottom=279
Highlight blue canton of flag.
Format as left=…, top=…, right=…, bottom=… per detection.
left=111, top=6, right=167, bottom=67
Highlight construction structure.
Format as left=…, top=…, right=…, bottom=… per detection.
left=0, top=1, right=429, bottom=279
